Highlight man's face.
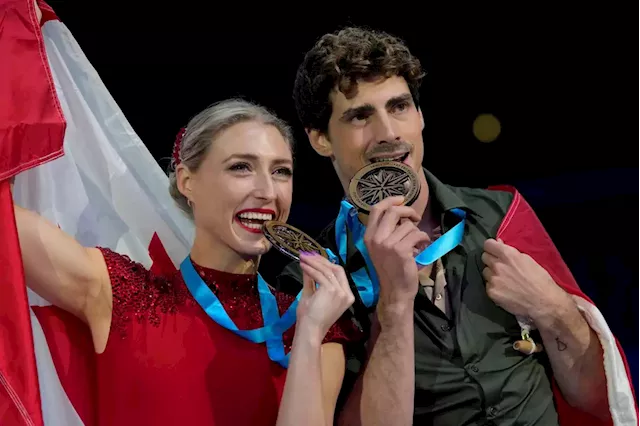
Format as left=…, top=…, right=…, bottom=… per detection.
left=309, top=76, right=425, bottom=192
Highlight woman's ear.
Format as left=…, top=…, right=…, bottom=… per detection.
left=176, top=164, right=193, bottom=203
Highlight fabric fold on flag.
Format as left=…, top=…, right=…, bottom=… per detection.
left=7, top=1, right=194, bottom=424
left=0, top=0, right=65, bottom=181
left=0, top=0, right=67, bottom=424
left=0, top=181, right=44, bottom=426
left=493, top=185, right=638, bottom=426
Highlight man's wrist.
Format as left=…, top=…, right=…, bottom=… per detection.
left=376, top=297, right=414, bottom=328
left=531, top=289, right=576, bottom=331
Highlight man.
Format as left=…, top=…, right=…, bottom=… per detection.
left=277, top=27, right=636, bottom=425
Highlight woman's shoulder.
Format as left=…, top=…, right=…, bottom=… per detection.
left=97, top=247, right=192, bottom=334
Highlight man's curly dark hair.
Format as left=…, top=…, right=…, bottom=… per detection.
left=293, top=27, right=425, bottom=134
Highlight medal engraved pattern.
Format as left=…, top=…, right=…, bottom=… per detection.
left=357, top=168, right=412, bottom=204
left=349, top=162, right=420, bottom=213
left=263, top=221, right=327, bottom=260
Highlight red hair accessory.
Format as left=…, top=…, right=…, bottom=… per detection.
left=172, top=127, right=186, bottom=166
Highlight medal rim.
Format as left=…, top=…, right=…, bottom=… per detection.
left=348, top=161, right=420, bottom=213
left=262, top=221, right=328, bottom=261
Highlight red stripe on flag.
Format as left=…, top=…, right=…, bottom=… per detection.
left=32, top=305, right=97, bottom=426
left=0, top=0, right=66, bottom=181
left=0, top=181, right=43, bottom=426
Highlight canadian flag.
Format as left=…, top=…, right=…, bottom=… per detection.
left=0, top=1, right=637, bottom=426
left=1, top=1, right=193, bottom=425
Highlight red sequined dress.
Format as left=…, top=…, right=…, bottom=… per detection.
left=66, top=248, right=360, bottom=426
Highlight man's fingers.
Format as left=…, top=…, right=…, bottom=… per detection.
left=366, top=195, right=407, bottom=236
left=373, top=206, right=420, bottom=243
left=484, top=238, right=519, bottom=260
left=481, top=251, right=499, bottom=269
left=483, top=238, right=503, bottom=257
left=482, top=266, right=493, bottom=282
left=384, top=220, right=417, bottom=247
left=368, top=223, right=430, bottom=261
left=396, top=228, right=431, bottom=258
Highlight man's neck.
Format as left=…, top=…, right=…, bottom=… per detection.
left=189, top=228, right=259, bottom=275
left=413, top=168, right=440, bottom=238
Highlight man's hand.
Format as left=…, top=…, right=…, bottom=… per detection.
left=481, top=238, right=572, bottom=323
left=363, top=196, right=430, bottom=311
left=339, top=195, right=424, bottom=426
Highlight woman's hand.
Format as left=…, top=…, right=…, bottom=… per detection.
left=295, top=252, right=355, bottom=343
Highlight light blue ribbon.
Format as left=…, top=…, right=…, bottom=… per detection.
left=331, top=199, right=466, bottom=307
left=181, top=256, right=300, bottom=368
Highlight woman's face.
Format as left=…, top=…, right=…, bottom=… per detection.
left=179, top=121, right=293, bottom=257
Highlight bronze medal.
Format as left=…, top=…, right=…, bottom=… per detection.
left=348, top=161, right=420, bottom=213
left=263, top=221, right=328, bottom=261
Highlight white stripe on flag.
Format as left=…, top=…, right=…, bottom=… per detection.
left=13, top=18, right=195, bottom=425
left=573, top=297, right=638, bottom=426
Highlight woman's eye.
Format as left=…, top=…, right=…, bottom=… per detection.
left=229, top=162, right=250, bottom=172
left=275, top=167, right=293, bottom=177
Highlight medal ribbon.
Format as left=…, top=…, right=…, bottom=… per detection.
left=331, top=199, right=467, bottom=307
left=181, top=256, right=300, bottom=368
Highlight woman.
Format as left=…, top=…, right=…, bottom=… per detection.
left=14, top=98, right=360, bottom=425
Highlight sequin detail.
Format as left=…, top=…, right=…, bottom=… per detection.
left=98, top=248, right=191, bottom=337
left=98, top=248, right=360, bottom=351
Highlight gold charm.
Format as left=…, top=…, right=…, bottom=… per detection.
left=513, top=328, right=543, bottom=355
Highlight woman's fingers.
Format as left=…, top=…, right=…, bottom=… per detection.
left=300, top=252, right=354, bottom=305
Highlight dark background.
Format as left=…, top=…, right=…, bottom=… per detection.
left=48, top=2, right=638, bottom=394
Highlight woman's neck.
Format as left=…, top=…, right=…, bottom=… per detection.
left=189, top=229, right=259, bottom=275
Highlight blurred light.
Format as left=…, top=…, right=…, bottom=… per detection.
left=473, top=113, right=501, bottom=143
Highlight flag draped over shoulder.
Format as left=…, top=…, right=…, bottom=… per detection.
left=491, top=185, right=638, bottom=426
left=0, top=1, right=63, bottom=424
left=2, top=1, right=194, bottom=424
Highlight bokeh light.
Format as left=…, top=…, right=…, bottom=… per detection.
left=473, top=113, right=501, bottom=143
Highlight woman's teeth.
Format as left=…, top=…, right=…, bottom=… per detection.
left=241, top=222, right=263, bottom=230
left=238, top=212, right=273, bottom=221
left=236, top=212, right=274, bottom=230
